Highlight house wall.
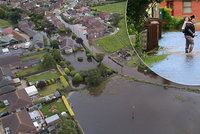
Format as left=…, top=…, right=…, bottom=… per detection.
left=159, top=0, right=200, bottom=30
left=160, top=0, right=200, bottom=20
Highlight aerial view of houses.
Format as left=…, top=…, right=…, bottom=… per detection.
left=0, top=0, right=127, bottom=133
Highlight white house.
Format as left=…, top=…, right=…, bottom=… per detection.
left=25, top=85, right=38, bottom=97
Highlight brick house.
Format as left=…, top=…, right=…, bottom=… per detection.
left=159, top=0, right=200, bottom=30
left=159, top=0, right=200, bottom=20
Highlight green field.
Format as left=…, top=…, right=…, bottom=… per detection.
left=16, top=65, right=41, bottom=77
left=21, top=52, right=46, bottom=62
left=92, top=2, right=126, bottom=14
left=0, top=19, right=11, bottom=28
left=27, top=71, right=60, bottom=82
left=39, top=83, right=63, bottom=97
left=93, top=2, right=130, bottom=53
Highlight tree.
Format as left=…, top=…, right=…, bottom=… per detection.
left=85, top=69, right=102, bottom=86
left=110, top=13, right=122, bottom=27
left=72, top=73, right=83, bottom=84
left=8, top=10, right=21, bottom=24
left=127, top=0, right=163, bottom=32
left=76, top=37, right=83, bottom=45
left=37, top=81, right=46, bottom=89
left=50, top=40, right=60, bottom=49
left=41, top=53, right=56, bottom=68
left=64, top=67, right=70, bottom=75
left=50, top=49, right=63, bottom=63
left=0, top=8, right=5, bottom=19
left=96, top=53, right=104, bottom=65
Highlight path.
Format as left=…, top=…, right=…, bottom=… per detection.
left=150, top=31, right=200, bottom=85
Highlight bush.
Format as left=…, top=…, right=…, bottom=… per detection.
left=65, top=61, right=71, bottom=66
left=72, top=73, right=83, bottom=84
left=0, top=101, right=6, bottom=108
left=46, top=80, right=51, bottom=85
left=59, top=61, right=65, bottom=67
left=37, top=81, right=46, bottom=88
left=68, top=64, right=74, bottom=71
left=51, top=79, right=55, bottom=84
left=70, top=70, right=77, bottom=77
left=77, top=57, right=83, bottom=62
left=64, top=67, right=70, bottom=75
left=161, top=8, right=183, bottom=31
left=99, top=64, right=114, bottom=77
left=60, top=76, right=69, bottom=88
left=86, top=53, right=93, bottom=59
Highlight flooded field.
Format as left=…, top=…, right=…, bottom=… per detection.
left=62, top=51, right=98, bottom=71
left=69, top=76, right=200, bottom=134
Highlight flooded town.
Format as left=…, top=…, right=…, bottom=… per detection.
left=0, top=0, right=200, bottom=134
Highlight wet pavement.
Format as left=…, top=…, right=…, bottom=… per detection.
left=150, top=31, right=200, bottom=85
left=69, top=76, right=200, bottom=134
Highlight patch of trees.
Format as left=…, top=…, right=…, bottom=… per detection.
left=41, top=49, right=64, bottom=69
left=0, top=6, right=22, bottom=24
left=110, top=13, right=123, bottom=27
left=29, top=13, right=56, bottom=34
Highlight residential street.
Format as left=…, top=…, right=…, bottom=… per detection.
left=151, top=31, right=200, bottom=85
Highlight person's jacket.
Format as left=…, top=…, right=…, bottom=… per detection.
left=184, top=21, right=195, bottom=38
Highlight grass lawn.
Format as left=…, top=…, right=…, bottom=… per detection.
left=93, top=2, right=130, bottom=53
left=16, top=65, right=41, bottom=77
left=27, top=71, right=60, bottom=82
left=41, top=99, right=67, bottom=117
left=0, top=19, right=11, bottom=28
left=39, top=83, right=63, bottom=97
left=143, top=54, right=168, bottom=66
left=21, top=51, right=46, bottom=62
left=92, top=2, right=125, bottom=14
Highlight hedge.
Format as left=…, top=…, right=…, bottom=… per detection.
left=57, top=64, right=66, bottom=76
left=60, top=76, right=69, bottom=88
left=64, top=67, right=70, bottom=75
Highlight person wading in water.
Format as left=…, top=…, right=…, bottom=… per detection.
left=184, top=15, right=196, bottom=53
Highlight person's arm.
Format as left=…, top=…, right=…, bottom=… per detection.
left=182, top=21, right=186, bottom=30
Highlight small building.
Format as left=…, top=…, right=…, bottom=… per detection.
left=25, top=85, right=38, bottom=97
left=1, top=48, right=10, bottom=54
left=45, top=114, right=60, bottom=126
left=0, top=36, right=18, bottom=47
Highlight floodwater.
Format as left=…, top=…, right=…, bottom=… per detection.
left=62, top=51, right=98, bottom=71
left=150, top=31, right=200, bottom=85
left=69, top=76, right=200, bottom=134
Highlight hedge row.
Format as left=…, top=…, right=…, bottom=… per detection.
left=57, top=64, right=66, bottom=76
left=60, top=76, right=69, bottom=88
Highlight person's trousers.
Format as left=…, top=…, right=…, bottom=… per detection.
left=185, top=35, right=194, bottom=53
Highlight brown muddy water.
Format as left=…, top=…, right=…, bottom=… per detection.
left=69, top=76, right=200, bottom=134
